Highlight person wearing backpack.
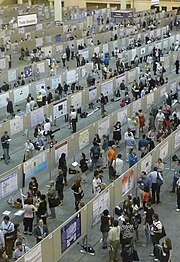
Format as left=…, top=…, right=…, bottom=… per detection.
left=121, top=217, right=134, bottom=248
left=90, top=142, right=100, bottom=171
left=150, top=214, right=163, bottom=259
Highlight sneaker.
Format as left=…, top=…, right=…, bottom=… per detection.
left=150, top=254, right=154, bottom=257
left=154, top=259, right=159, bottom=262
left=176, top=209, right=180, bottom=212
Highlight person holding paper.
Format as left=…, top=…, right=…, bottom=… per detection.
left=1, top=131, right=11, bottom=165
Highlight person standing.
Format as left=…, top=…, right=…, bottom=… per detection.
left=158, top=237, right=172, bottom=262
left=1, top=216, right=14, bottom=259
left=108, top=220, right=121, bottom=262
left=34, top=219, right=48, bottom=243
left=90, top=142, right=101, bottom=171
left=13, top=240, right=30, bottom=260
left=79, top=153, right=88, bottom=183
left=46, top=181, right=56, bottom=219
left=58, top=153, right=68, bottom=186
left=23, top=198, right=37, bottom=235
left=40, top=86, right=47, bottom=106
left=169, top=160, right=180, bottom=193
left=62, top=52, right=67, bottom=67
left=100, top=209, right=111, bottom=249
left=1, top=131, right=11, bottom=165
left=175, top=58, right=179, bottom=74
left=70, top=108, right=77, bottom=133
left=71, top=178, right=84, bottom=212
left=0, top=229, right=5, bottom=253
left=112, top=154, right=124, bottom=178
left=24, top=139, right=34, bottom=160
left=150, top=214, right=163, bottom=259
left=65, top=45, right=70, bottom=61
left=36, top=194, right=47, bottom=225
left=143, top=202, right=154, bottom=246
left=125, top=133, right=136, bottom=162
left=100, top=93, right=106, bottom=115
left=55, top=169, right=64, bottom=206
left=148, top=167, right=163, bottom=204
left=6, top=98, right=14, bottom=119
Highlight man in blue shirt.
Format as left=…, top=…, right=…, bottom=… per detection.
left=138, top=171, right=151, bottom=191
left=148, top=167, right=163, bottom=204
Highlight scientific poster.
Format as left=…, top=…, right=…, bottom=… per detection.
left=0, top=58, right=6, bottom=69
left=159, top=141, right=169, bottom=160
left=102, top=43, right=109, bottom=53
left=10, top=117, right=23, bottom=135
left=51, top=75, right=62, bottom=90
left=79, top=129, right=89, bottom=150
left=131, top=48, right=136, bottom=60
left=13, top=85, right=29, bottom=104
left=116, top=73, right=126, bottom=87
left=8, top=69, right=17, bottom=82
left=31, top=107, right=44, bottom=128
left=128, top=69, right=136, bottom=83
left=71, top=92, right=82, bottom=109
left=163, top=39, right=169, bottom=50
left=140, top=154, right=152, bottom=173
left=122, top=169, right=135, bottom=196
left=24, top=244, right=42, bottom=262
left=155, top=41, right=162, bottom=49
left=23, top=151, right=47, bottom=180
left=93, top=189, right=110, bottom=225
left=140, top=47, right=146, bottom=55
left=101, top=80, right=113, bottom=96
left=174, top=129, right=180, bottom=150
left=117, top=107, right=127, bottom=125
left=171, top=81, right=177, bottom=95
left=98, top=118, right=110, bottom=138
left=160, top=86, right=166, bottom=97
left=0, top=92, right=9, bottom=108
left=37, top=62, right=45, bottom=73
left=36, top=38, right=43, bottom=47
left=79, top=49, right=89, bottom=59
left=94, top=46, right=99, bottom=54
left=88, top=86, right=97, bottom=102
left=132, top=99, right=142, bottom=114
left=42, top=46, right=52, bottom=57
left=0, top=172, right=18, bottom=199
left=55, top=141, right=68, bottom=163
left=53, top=99, right=67, bottom=119
left=80, top=67, right=87, bottom=78
left=66, top=70, right=77, bottom=85
left=147, top=92, right=154, bottom=107
left=36, top=80, right=46, bottom=94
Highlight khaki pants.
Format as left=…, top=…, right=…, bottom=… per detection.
left=109, top=240, right=120, bottom=262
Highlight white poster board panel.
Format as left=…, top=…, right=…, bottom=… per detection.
left=14, top=85, right=29, bottom=104
left=102, top=43, right=109, bottom=53
left=54, top=141, right=68, bottom=163
left=117, top=107, right=127, bottom=125
left=147, top=92, right=154, bottom=107
left=24, top=244, right=42, bottom=262
left=53, top=99, right=67, bottom=119
left=10, top=117, right=23, bottom=135
left=0, top=58, right=6, bottom=69
left=51, top=75, right=62, bottom=89
left=37, top=62, right=45, bottom=73
left=8, top=69, right=17, bottom=82
left=128, top=69, right=136, bottom=83
left=174, top=129, right=180, bottom=150
left=0, top=171, right=18, bottom=199
left=79, top=129, right=89, bottom=150
left=159, top=141, right=169, bottom=160
left=94, top=46, right=100, bottom=54
left=163, top=39, right=169, bottom=49
left=140, top=154, right=152, bottom=173
left=132, top=99, right=142, bottom=114
left=93, top=189, right=110, bottom=225
left=36, top=80, right=46, bottom=94
left=89, top=86, right=97, bottom=102
left=101, top=80, right=113, bottom=96
left=66, top=70, right=77, bottom=85
left=98, top=118, right=110, bottom=138
left=36, top=38, right=44, bottom=47
left=0, top=93, right=9, bottom=108
left=71, top=92, right=82, bottom=109
left=171, top=81, right=177, bottom=95
left=31, top=107, right=44, bottom=127
left=160, top=86, right=166, bottom=97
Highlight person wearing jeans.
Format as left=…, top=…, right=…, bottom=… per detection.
left=100, top=210, right=111, bottom=249
left=1, top=131, right=10, bottom=165
left=148, top=167, right=163, bottom=204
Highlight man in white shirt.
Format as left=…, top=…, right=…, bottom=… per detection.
left=40, top=86, right=47, bottom=106
left=92, top=172, right=102, bottom=195
left=112, top=154, right=124, bottom=177
left=1, top=216, right=14, bottom=258
left=124, top=128, right=134, bottom=140
left=150, top=214, right=163, bottom=260
left=108, top=220, right=121, bottom=262
left=70, top=108, right=77, bottom=133
left=155, top=110, right=165, bottom=130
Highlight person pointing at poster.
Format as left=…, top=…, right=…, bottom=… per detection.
left=1, top=131, right=11, bottom=165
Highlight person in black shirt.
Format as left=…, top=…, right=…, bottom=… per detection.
left=6, top=98, right=14, bottom=119
left=1, top=131, right=11, bottom=165
left=100, top=93, right=106, bottom=115
left=144, top=202, right=154, bottom=246
left=58, top=153, right=68, bottom=186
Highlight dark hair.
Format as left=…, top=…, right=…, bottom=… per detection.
left=117, top=154, right=122, bottom=159
left=3, top=216, right=10, bottom=221
left=113, top=220, right=119, bottom=227
left=40, top=194, right=46, bottom=201
left=153, top=167, right=158, bottom=171
left=16, top=240, right=22, bottom=247
left=31, top=177, right=37, bottom=183
left=81, top=153, right=86, bottom=160
left=153, top=213, right=159, bottom=220
left=14, top=223, right=20, bottom=231
left=103, top=209, right=109, bottom=216
left=61, top=153, right=66, bottom=158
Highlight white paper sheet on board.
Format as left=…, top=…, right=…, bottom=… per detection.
left=174, top=129, right=180, bottom=150
left=71, top=92, right=82, bottom=109
left=51, top=75, right=62, bottom=89
left=102, top=43, right=108, bottom=53
left=132, top=99, right=142, bottom=114
left=117, top=107, right=127, bottom=125
left=24, top=244, right=42, bottom=262
left=101, top=80, right=113, bottom=96
left=8, top=69, right=17, bottom=82
left=0, top=92, right=9, bottom=108
left=89, top=86, right=97, bottom=102
left=159, top=141, right=169, bottom=160
left=37, top=62, right=45, bottom=73
left=66, top=70, right=77, bottom=85
left=10, top=117, right=23, bottom=135
left=31, top=107, right=44, bottom=127
left=93, top=189, right=110, bottom=225
left=128, top=69, right=136, bottom=83
left=0, top=58, right=6, bottom=69
left=147, top=92, right=154, bottom=107
left=140, top=153, right=152, bottom=173
left=0, top=172, right=18, bottom=199
left=79, top=129, right=89, bottom=150
left=53, top=99, right=67, bottom=119
left=98, top=118, right=110, bottom=138
left=54, top=141, right=68, bottom=163
left=13, top=85, right=29, bottom=104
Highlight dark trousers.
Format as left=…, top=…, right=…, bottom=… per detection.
left=42, top=96, right=46, bottom=106
left=24, top=217, right=33, bottom=233
left=172, top=176, right=179, bottom=192
left=151, top=183, right=160, bottom=204
left=62, top=58, right=66, bottom=67
left=151, top=234, right=160, bottom=256
left=176, top=66, right=179, bottom=74
left=177, top=192, right=180, bottom=209
left=72, top=119, right=77, bottom=133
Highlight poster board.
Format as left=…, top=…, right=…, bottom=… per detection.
left=79, top=129, right=89, bottom=150
left=36, top=80, right=46, bottom=94
left=98, top=118, right=110, bottom=138
left=159, top=141, right=169, bottom=160
left=0, top=171, right=18, bottom=199
left=51, top=75, right=62, bottom=90
left=66, top=70, right=77, bottom=84
left=71, top=92, right=82, bottom=109
left=14, top=85, right=29, bottom=104
left=88, top=86, right=97, bottom=102
left=24, top=244, right=42, bottom=262
left=132, top=99, right=142, bottom=114
left=147, top=92, right=154, bottom=107
left=140, top=154, right=152, bottom=173
left=54, top=141, right=68, bottom=163
left=10, top=117, right=23, bottom=135
left=174, top=129, right=180, bottom=150
left=93, top=188, right=110, bottom=225
left=117, top=107, right=127, bottom=125
left=128, top=69, right=136, bottom=83
left=122, top=168, right=135, bottom=196
left=23, top=151, right=47, bottom=180
left=101, top=80, right=113, bottom=96
left=37, top=62, right=45, bottom=73
left=30, top=107, right=44, bottom=127
left=0, top=93, right=9, bottom=108
left=8, top=69, right=17, bottom=82
left=53, top=99, right=67, bottom=119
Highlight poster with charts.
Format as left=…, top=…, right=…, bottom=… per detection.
left=174, top=129, right=180, bottom=150
left=55, top=141, right=68, bottom=163
left=8, top=69, right=17, bottom=82
left=122, top=169, right=135, bottom=196
left=14, top=85, right=29, bottom=104
left=93, top=188, right=110, bottom=225
left=98, top=118, right=110, bottom=138
left=23, top=151, right=47, bottom=180
left=30, top=107, right=44, bottom=128
left=10, top=117, right=23, bottom=135
left=89, top=86, right=97, bottom=102
left=71, top=92, right=82, bottom=109
left=24, top=244, right=42, bottom=262
left=147, top=92, right=154, bottom=107
left=53, top=99, right=67, bottom=119
left=37, top=62, right=45, bottom=73
left=79, top=129, right=89, bottom=150
left=101, top=80, right=113, bottom=96
left=159, top=141, right=169, bottom=160
left=66, top=70, right=77, bottom=85
left=51, top=75, right=62, bottom=89
left=0, top=92, right=9, bottom=108
left=0, top=171, right=18, bottom=199
left=140, top=153, right=152, bottom=173
left=132, top=99, right=142, bottom=114
left=36, top=80, right=46, bottom=94
left=117, top=107, right=127, bottom=125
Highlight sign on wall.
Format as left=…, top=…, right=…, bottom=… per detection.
left=17, top=13, right=38, bottom=27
